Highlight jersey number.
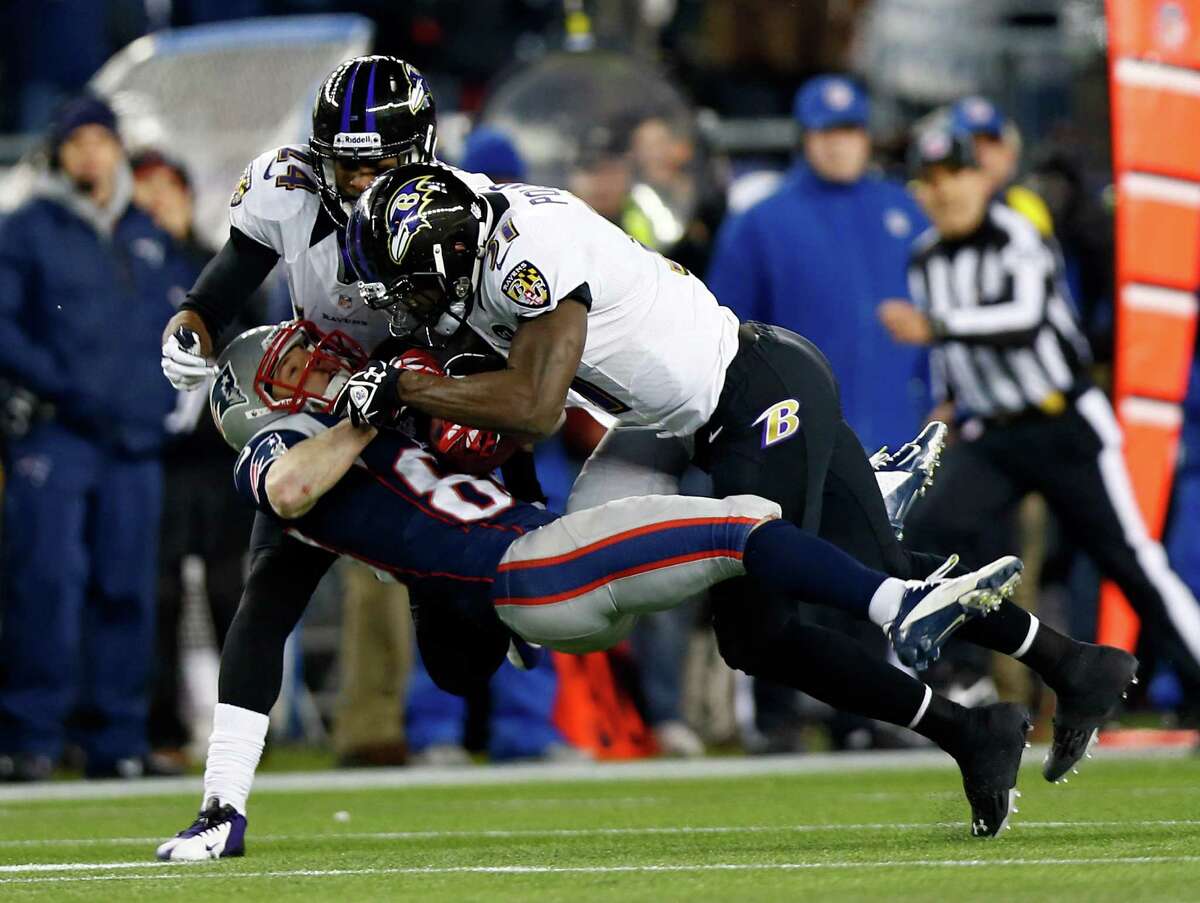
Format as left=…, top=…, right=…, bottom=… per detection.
left=267, top=148, right=317, bottom=194
left=570, top=377, right=631, bottom=415
left=392, top=447, right=514, bottom=522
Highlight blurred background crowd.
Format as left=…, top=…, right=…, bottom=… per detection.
left=0, top=0, right=1195, bottom=780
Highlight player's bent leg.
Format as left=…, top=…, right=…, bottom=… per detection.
left=493, top=494, right=780, bottom=653
left=156, top=517, right=334, bottom=861
left=709, top=596, right=1031, bottom=837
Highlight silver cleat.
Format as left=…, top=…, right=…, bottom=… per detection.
left=872, top=421, right=949, bottom=540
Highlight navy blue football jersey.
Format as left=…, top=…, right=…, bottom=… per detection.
left=234, top=413, right=558, bottom=604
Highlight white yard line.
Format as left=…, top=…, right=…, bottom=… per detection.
left=0, top=745, right=1190, bottom=804
left=2, top=818, right=1199, bottom=850
left=4, top=855, right=1200, bottom=885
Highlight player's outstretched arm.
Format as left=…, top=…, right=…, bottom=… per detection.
left=396, top=298, right=587, bottom=441
left=264, top=420, right=377, bottom=519
left=161, top=228, right=281, bottom=388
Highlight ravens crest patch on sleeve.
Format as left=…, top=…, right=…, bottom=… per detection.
left=230, top=164, right=252, bottom=207
left=501, top=260, right=550, bottom=309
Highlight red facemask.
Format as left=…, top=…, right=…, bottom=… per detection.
left=253, top=321, right=367, bottom=413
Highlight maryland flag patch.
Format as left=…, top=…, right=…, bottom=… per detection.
left=230, top=164, right=252, bottom=207
left=501, top=260, right=550, bottom=309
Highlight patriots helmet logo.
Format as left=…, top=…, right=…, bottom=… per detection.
left=385, top=175, right=443, bottom=265
left=404, top=62, right=431, bottom=115
left=212, top=361, right=248, bottom=420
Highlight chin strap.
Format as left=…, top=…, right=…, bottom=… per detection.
left=321, top=371, right=350, bottom=410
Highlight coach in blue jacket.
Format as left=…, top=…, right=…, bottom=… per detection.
left=708, top=75, right=929, bottom=454
left=0, top=95, right=185, bottom=780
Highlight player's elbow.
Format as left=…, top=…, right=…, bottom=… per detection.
left=518, top=399, right=565, bottom=441
left=265, top=468, right=315, bottom=520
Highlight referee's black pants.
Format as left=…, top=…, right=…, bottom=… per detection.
left=906, top=387, right=1200, bottom=694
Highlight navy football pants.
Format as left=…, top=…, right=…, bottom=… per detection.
left=0, top=423, right=161, bottom=767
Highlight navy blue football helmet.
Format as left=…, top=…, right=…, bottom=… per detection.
left=310, top=56, right=438, bottom=227
left=347, top=164, right=491, bottom=343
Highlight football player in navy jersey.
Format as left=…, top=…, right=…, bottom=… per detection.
left=157, top=319, right=1079, bottom=858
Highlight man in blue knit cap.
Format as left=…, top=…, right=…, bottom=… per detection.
left=0, top=94, right=187, bottom=780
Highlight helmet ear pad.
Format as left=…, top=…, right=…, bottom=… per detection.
left=442, top=232, right=482, bottom=303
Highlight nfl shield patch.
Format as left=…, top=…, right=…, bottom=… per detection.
left=501, top=260, right=550, bottom=309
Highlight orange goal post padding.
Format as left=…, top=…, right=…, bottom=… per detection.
left=1103, top=0, right=1200, bottom=649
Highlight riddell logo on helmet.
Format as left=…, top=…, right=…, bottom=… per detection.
left=334, top=132, right=382, bottom=151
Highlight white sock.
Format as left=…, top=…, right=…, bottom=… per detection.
left=868, top=577, right=908, bottom=628
left=202, top=703, right=269, bottom=814
left=1012, top=613, right=1041, bottom=659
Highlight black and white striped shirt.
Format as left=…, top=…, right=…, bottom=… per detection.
left=907, top=202, right=1093, bottom=420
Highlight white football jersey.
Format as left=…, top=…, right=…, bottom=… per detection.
left=468, top=182, right=740, bottom=436
left=228, top=145, right=493, bottom=352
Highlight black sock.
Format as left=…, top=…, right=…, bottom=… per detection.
left=956, top=601, right=1076, bottom=685
left=742, top=519, right=887, bottom=619
left=911, top=692, right=971, bottom=755
left=744, top=616, right=948, bottom=732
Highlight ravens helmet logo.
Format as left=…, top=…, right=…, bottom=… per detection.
left=385, top=174, right=444, bottom=265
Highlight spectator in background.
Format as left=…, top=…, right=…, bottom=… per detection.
left=131, top=151, right=258, bottom=770
left=949, top=96, right=1054, bottom=238
left=707, top=74, right=929, bottom=751
left=405, top=127, right=579, bottom=765
left=708, top=75, right=929, bottom=456
left=0, top=95, right=183, bottom=780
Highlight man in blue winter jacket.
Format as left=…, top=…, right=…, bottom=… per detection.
left=0, top=95, right=186, bottom=780
left=708, top=75, right=930, bottom=455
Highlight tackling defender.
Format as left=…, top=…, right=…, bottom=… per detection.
left=338, top=164, right=1137, bottom=786
left=153, top=53, right=994, bottom=834
left=159, top=319, right=1029, bottom=859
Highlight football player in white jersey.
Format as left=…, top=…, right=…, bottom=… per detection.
left=160, top=55, right=493, bottom=367
left=336, top=164, right=1134, bottom=834
left=151, top=58, right=553, bottom=847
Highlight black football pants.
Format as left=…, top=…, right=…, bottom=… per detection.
left=698, top=323, right=943, bottom=725
left=219, top=514, right=507, bottom=716
left=905, top=387, right=1200, bottom=694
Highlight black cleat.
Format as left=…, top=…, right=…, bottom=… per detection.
left=1043, top=644, right=1139, bottom=783
left=951, top=702, right=1032, bottom=838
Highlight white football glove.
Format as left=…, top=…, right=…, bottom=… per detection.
left=162, top=327, right=215, bottom=390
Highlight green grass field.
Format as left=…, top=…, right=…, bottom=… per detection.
left=1, top=752, right=1197, bottom=902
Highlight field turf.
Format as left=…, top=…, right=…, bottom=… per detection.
left=0, top=751, right=1197, bottom=901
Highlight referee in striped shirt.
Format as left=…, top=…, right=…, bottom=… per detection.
left=878, top=123, right=1200, bottom=710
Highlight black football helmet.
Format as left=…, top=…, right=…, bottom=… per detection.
left=310, top=56, right=438, bottom=226
left=346, top=164, right=492, bottom=344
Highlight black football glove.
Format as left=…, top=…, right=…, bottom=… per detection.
left=332, top=359, right=403, bottom=429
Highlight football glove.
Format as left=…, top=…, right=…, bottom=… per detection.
left=162, top=326, right=215, bottom=390
left=332, top=359, right=403, bottom=429
left=333, top=350, right=444, bottom=429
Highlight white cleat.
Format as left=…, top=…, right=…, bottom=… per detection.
left=156, top=798, right=245, bottom=861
